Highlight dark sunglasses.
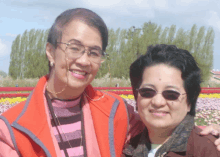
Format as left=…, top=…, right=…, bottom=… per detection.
left=137, top=87, right=186, bottom=100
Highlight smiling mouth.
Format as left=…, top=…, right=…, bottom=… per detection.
left=150, top=110, right=168, bottom=113
left=150, top=110, right=169, bottom=116
left=70, top=70, right=87, bottom=76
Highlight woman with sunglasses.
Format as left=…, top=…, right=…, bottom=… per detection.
left=0, top=8, right=220, bottom=157
left=123, top=44, right=220, bottom=157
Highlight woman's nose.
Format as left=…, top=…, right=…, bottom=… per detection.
left=75, top=52, right=91, bottom=66
left=151, top=93, right=167, bottom=108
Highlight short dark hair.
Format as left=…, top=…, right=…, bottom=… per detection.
left=130, top=44, right=202, bottom=116
left=47, top=8, right=108, bottom=72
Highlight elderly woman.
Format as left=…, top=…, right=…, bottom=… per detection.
left=0, top=8, right=220, bottom=157
left=123, top=44, right=220, bottom=156
left=0, top=8, right=132, bottom=157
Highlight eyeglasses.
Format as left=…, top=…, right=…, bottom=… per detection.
left=57, top=42, right=109, bottom=63
left=137, top=87, right=186, bottom=100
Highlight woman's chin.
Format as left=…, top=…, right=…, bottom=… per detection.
left=144, top=120, right=171, bottom=130
left=67, top=80, right=89, bottom=90
left=68, top=74, right=91, bottom=88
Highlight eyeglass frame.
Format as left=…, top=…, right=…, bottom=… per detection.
left=136, top=87, right=187, bottom=101
left=57, top=42, right=109, bottom=63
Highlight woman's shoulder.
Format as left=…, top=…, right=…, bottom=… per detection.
left=192, top=126, right=217, bottom=143
left=122, top=132, right=143, bottom=156
left=188, top=126, right=220, bottom=156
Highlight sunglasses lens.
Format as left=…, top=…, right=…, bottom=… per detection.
left=139, top=88, right=156, bottom=98
left=163, top=90, right=180, bottom=100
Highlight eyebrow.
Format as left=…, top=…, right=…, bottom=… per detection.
left=165, top=85, right=180, bottom=91
left=141, top=84, right=155, bottom=88
left=68, top=39, right=81, bottom=44
left=68, top=39, right=102, bottom=50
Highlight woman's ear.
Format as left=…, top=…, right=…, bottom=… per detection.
left=46, top=42, right=55, bottom=64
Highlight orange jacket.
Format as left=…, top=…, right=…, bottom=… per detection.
left=0, top=76, right=130, bottom=157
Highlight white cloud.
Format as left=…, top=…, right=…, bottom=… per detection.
left=0, top=39, right=9, bottom=57
left=207, top=11, right=220, bottom=30
left=178, top=0, right=206, bottom=4
left=5, top=33, right=17, bottom=37
left=84, top=0, right=123, bottom=7
left=154, top=0, right=169, bottom=10
left=82, top=0, right=155, bottom=19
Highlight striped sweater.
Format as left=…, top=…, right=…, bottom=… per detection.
left=47, top=96, right=84, bottom=157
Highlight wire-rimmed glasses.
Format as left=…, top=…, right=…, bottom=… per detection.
left=57, top=42, right=109, bottom=63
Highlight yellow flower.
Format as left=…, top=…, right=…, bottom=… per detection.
left=0, top=97, right=27, bottom=105
left=198, top=93, right=220, bottom=98
left=1, top=92, right=220, bottom=105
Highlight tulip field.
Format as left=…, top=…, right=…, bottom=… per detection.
left=0, top=87, right=220, bottom=126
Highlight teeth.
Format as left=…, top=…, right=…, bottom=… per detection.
left=152, top=111, right=167, bottom=113
left=72, top=70, right=86, bottom=75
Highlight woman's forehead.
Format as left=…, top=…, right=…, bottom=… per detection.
left=61, top=20, right=102, bottom=47
left=142, top=64, right=184, bottom=89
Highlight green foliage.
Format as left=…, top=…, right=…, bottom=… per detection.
left=0, top=70, right=7, bottom=78
left=9, top=22, right=214, bottom=82
left=9, top=29, right=49, bottom=79
left=9, top=35, right=21, bottom=79
left=97, top=22, right=214, bottom=82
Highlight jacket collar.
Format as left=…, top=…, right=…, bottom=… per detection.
left=12, top=75, right=49, bottom=136
left=123, top=114, right=195, bottom=156
left=84, top=84, right=117, bottom=117
left=11, top=75, right=119, bottom=156
left=11, top=75, right=57, bottom=157
left=12, top=75, right=118, bottom=131
left=15, top=76, right=113, bottom=129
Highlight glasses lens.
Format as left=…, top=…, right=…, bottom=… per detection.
left=139, top=88, right=156, bottom=98
left=89, top=49, right=103, bottom=63
left=90, top=51, right=108, bottom=63
left=67, top=44, right=83, bottom=58
left=162, top=90, right=180, bottom=100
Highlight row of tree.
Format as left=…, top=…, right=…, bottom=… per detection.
left=9, top=29, right=49, bottom=79
left=99, top=22, right=214, bottom=82
left=9, top=22, right=215, bottom=82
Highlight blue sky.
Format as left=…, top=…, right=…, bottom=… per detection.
left=0, top=0, right=220, bottom=74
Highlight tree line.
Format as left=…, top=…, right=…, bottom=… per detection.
left=9, top=29, right=49, bottom=79
left=9, top=22, right=215, bottom=82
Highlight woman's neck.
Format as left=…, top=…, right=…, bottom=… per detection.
left=46, top=76, right=84, bottom=100
left=147, top=127, right=173, bottom=144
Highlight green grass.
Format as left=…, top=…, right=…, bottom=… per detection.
left=0, top=76, right=39, bottom=87
left=1, top=74, right=220, bottom=88
left=0, top=74, right=131, bottom=87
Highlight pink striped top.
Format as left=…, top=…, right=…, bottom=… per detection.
left=48, top=96, right=84, bottom=157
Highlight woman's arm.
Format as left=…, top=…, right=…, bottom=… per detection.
left=0, top=118, right=20, bottom=157
left=200, top=124, right=220, bottom=151
left=191, top=128, right=220, bottom=157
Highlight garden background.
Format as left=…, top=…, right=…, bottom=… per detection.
left=0, top=21, right=219, bottom=127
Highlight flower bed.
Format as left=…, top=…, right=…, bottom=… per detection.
left=0, top=94, right=219, bottom=126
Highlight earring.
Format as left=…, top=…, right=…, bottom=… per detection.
left=50, top=62, right=54, bottom=67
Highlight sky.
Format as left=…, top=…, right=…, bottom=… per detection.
left=0, top=0, right=220, bottom=74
